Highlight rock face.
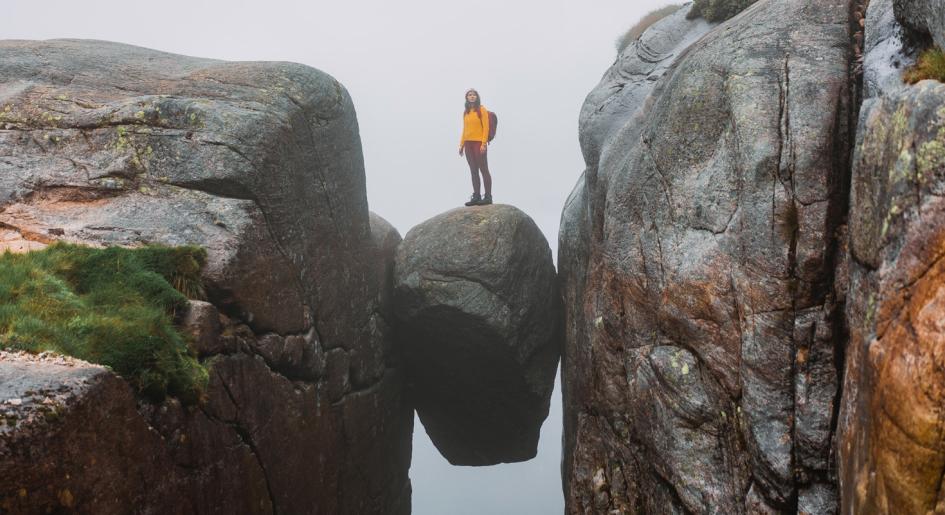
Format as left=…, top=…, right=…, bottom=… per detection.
left=838, top=81, right=945, bottom=514
left=560, top=0, right=854, bottom=512
left=894, top=0, right=945, bottom=49
left=393, top=205, right=559, bottom=465
left=0, top=40, right=411, bottom=514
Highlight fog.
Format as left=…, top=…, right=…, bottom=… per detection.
left=6, top=1, right=673, bottom=512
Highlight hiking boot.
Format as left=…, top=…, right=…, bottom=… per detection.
left=480, top=194, right=493, bottom=205
left=464, top=193, right=482, bottom=207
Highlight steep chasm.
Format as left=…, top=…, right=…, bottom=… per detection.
left=393, top=205, right=561, bottom=466
left=0, top=40, right=411, bottom=514
left=560, top=0, right=856, bottom=512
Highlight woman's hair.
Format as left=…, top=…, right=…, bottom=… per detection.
left=464, top=88, right=482, bottom=118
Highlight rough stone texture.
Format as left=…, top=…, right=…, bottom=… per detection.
left=894, top=0, right=945, bottom=49
left=560, top=0, right=855, bottom=512
left=394, top=205, right=559, bottom=465
left=864, top=0, right=916, bottom=99
left=0, top=40, right=411, bottom=514
left=838, top=81, right=945, bottom=515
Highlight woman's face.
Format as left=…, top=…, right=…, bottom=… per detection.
left=466, top=91, right=478, bottom=102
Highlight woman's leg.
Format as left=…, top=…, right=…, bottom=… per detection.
left=465, top=142, right=481, bottom=195
left=479, top=148, right=492, bottom=196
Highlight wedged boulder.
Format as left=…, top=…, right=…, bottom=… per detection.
left=0, top=40, right=411, bottom=514
left=393, top=205, right=559, bottom=465
left=560, top=0, right=853, bottom=512
left=838, top=81, right=945, bottom=514
left=894, top=0, right=945, bottom=48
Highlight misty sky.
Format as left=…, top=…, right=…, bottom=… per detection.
left=7, top=1, right=674, bottom=513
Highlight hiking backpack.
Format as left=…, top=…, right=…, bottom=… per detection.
left=483, top=108, right=498, bottom=142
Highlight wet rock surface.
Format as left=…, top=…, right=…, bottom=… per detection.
left=838, top=81, right=945, bottom=515
left=560, top=0, right=854, bottom=512
left=864, top=0, right=916, bottom=99
left=0, top=40, right=411, bottom=514
left=394, top=205, right=559, bottom=465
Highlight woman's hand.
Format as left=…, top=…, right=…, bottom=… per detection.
left=479, top=143, right=487, bottom=155
left=459, top=146, right=464, bottom=156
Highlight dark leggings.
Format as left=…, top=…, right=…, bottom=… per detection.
left=464, top=140, right=492, bottom=196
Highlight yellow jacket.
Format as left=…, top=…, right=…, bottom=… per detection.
left=459, top=106, right=490, bottom=147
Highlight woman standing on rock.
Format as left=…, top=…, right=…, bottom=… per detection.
left=458, top=88, right=493, bottom=206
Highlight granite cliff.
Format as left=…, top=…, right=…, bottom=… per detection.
left=0, top=39, right=411, bottom=514
left=562, top=0, right=945, bottom=512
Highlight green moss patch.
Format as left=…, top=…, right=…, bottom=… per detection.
left=687, top=0, right=758, bottom=22
left=0, top=243, right=209, bottom=405
left=904, top=47, right=945, bottom=84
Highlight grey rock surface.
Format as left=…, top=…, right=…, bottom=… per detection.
left=894, top=0, right=945, bottom=48
left=0, top=40, right=412, bottom=514
left=560, top=0, right=854, bottom=512
left=394, top=204, right=560, bottom=465
left=580, top=5, right=714, bottom=176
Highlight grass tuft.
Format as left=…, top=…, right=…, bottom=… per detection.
left=0, top=243, right=209, bottom=405
left=904, top=47, right=945, bottom=84
left=687, top=0, right=758, bottom=23
left=616, top=5, right=682, bottom=54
